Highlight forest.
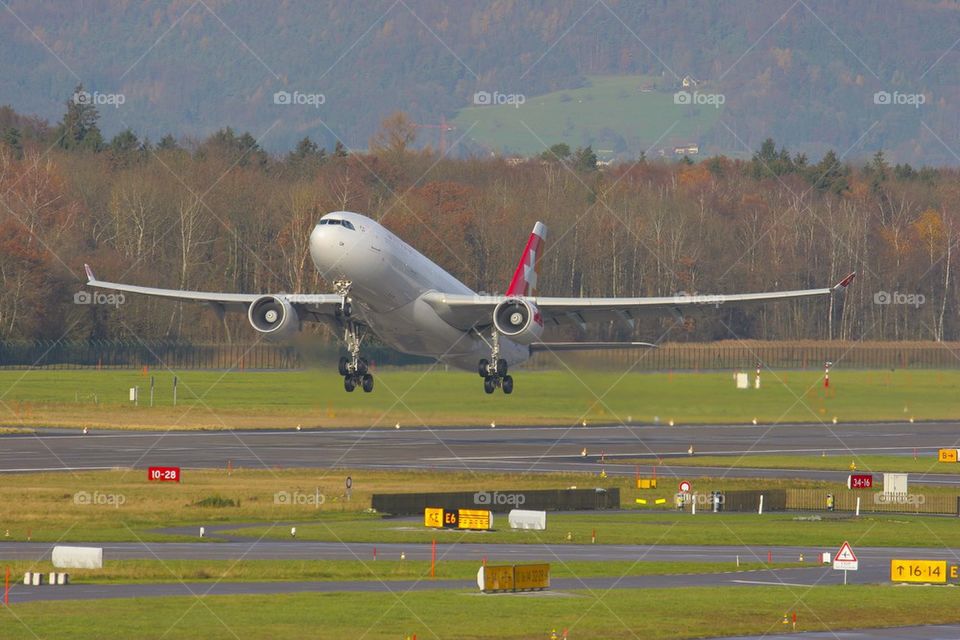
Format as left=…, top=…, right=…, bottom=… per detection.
left=2, top=1, right=957, bottom=162
left=0, top=95, right=956, bottom=347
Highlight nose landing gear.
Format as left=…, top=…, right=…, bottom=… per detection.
left=335, top=282, right=374, bottom=393
left=479, top=332, right=513, bottom=394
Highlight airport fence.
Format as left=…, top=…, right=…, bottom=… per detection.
left=371, top=488, right=621, bottom=515
left=785, top=488, right=960, bottom=516
left=2, top=339, right=960, bottom=371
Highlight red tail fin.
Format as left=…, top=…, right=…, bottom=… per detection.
left=506, top=221, right=547, bottom=297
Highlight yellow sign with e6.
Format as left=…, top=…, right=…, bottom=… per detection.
left=424, top=507, right=491, bottom=530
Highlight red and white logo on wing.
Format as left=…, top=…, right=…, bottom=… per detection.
left=506, top=221, right=547, bottom=298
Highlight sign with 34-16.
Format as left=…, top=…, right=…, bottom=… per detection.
left=847, top=474, right=873, bottom=489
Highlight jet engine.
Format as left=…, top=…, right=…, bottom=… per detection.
left=492, top=298, right=543, bottom=345
left=248, top=295, right=300, bottom=340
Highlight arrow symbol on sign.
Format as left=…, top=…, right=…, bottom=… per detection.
left=897, top=566, right=904, bottom=576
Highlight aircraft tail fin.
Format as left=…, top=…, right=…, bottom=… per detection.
left=505, top=221, right=547, bottom=297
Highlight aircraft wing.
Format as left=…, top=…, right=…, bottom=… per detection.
left=83, top=264, right=343, bottom=320
left=423, top=272, right=856, bottom=331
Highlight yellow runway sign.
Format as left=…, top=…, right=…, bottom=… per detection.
left=890, top=559, right=953, bottom=583
left=938, top=448, right=958, bottom=463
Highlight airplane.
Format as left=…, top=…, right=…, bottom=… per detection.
left=85, top=210, right=855, bottom=394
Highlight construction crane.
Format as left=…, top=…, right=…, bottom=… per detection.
left=414, top=115, right=455, bottom=156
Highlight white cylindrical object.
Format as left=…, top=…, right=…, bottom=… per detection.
left=855, top=497, right=861, bottom=517
left=49, top=572, right=56, bottom=585
left=691, top=495, right=696, bottom=515
left=758, top=494, right=764, bottom=515
left=31, top=572, right=42, bottom=586
left=200, top=527, right=205, bottom=538
left=23, top=572, right=31, bottom=585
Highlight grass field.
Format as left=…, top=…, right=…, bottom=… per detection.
left=0, top=468, right=835, bottom=543
left=0, top=368, right=957, bottom=429
left=4, top=587, right=960, bottom=639
left=1, top=559, right=798, bottom=584
left=662, top=454, right=960, bottom=475
left=223, top=510, right=960, bottom=549
left=2, top=468, right=959, bottom=547
left=452, top=75, right=722, bottom=156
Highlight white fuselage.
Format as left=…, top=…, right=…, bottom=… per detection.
left=309, top=211, right=528, bottom=370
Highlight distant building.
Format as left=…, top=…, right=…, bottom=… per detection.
left=673, top=144, right=700, bottom=156
left=681, top=75, right=699, bottom=88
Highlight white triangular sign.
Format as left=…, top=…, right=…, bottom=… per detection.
left=836, top=541, right=857, bottom=562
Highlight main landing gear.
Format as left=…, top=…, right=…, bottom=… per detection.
left=334, top=280, right=374, bottom=393
left=478, top=332, right=513, bottom=395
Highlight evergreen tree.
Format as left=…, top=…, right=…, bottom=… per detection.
left=2, top=127, right=22, bottom=157
left=573, top=145, right=598, bottom=171
left=539, top=143, right=571, bottom=162
left=808, top=150, right=849, bottom=194
left=157, top=134, right=179, bottom=151
left=333, top=140, right=348, bottom=157
left=56, top=84, right=103, bottom=151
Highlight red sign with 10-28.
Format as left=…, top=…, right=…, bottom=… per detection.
left=148, top=466, right=181, bottom=482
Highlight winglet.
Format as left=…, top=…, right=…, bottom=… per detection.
left=84, top=263, right=95, bottom=283
left=833, top=272, right=856, bottom=291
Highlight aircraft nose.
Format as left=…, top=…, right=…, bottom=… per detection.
left=309, top=224, right=342, bottom=274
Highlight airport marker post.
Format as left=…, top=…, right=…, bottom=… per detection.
left=430, top=540, right=436, bottom=578
left=4, top=566, right=9, bottom=606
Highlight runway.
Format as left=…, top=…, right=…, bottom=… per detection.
left=2, top=421, right=960, bottom=485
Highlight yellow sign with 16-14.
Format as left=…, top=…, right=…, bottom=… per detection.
left=890, top=559, right=957, bottom=583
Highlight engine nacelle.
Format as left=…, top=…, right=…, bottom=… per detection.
left=493, top=298, right=543, bottom=345
left=247, top=295, right=300, bottom=340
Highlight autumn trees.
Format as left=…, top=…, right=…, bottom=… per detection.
left=0, top=99, right=957, bottom=346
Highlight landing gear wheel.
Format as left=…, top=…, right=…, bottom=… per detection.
left=361, top=373, right=374, bottom=393
left=483, top=377, right=496, bottom=394
left=497, top=359, right=508, bottom=376
left=478, top=359, right=489, bottom=377
left=344, top=376, right=356, bottom=392
left=338, top=357, right=349, bottom=376
left=501, top=375, right=514, bottom=394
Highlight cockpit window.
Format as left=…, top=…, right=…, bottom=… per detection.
left=319, top=218, right=355, bottom=230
